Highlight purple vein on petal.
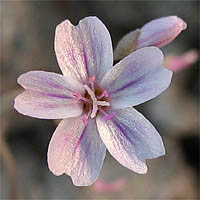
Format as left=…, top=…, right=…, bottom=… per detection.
left=28, top=78, right=75, bottom=93
left=82, top=46, right=90, bottom=78
left=112, top=120, right=134, bottom=146
left=111, top=74, right=146, bottom=94
left=28, top=90, right=72, bottom=99
left=80, top=142, right=91, bottom=172
left=112, top=118, right=153, bottom=159
left=72, top=126, right=87, bottom=157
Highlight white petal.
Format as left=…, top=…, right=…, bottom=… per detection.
left=47, top=117, right=106, bottom=186
left=17, top=71, right=84, bottom=96
left=14, top=71, right=84, bottom=119
left=100, top=47, right=172, bottom=109
left=14, top=90, right=83, bottom=119
left=55, top=16, right=113, bottom=84
left=96, top=107, right=165, bottom=174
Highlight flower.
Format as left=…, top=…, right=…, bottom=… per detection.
left=114, top=16, right=187, bottom=60
left=14, top=16, right=173, bottom=186
left=92, top=178, right=126, bottom=193
left=165, top=49, right=199, bottom=72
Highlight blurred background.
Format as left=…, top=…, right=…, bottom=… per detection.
left=1, top=1, right=199, bottom=199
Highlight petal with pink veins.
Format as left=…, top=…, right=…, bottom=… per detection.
left=14, top=71, right=84, bottom=119
left=100, top=47, right=173, bottom=109
left=47, top=117, right=106, bottom=186
left=96, top=107, right=165, bottom=174
left=17, top=71, right=85, bottom=96
left=14, top=90, right=83, bottom=119
left=55, top=16, right=113, bottom=84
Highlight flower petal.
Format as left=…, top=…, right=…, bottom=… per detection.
left=96, top=107, right=165, bottom=174
left=14, top=71, right=84, bottom=119
left=100, top=47, right=173, bottom=109
left=14, top=90, right=83, bottom=119
left=55, top=16, right=113, bottom=84
left=17, top=71, right=84, bottom=96
left=137, top=16, right=187, bottom=49
left=47, top=117, right=106, bottom=186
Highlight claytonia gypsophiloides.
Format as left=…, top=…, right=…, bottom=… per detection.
left=14, top=16, right=173, bottom=186
left=114, top=16, right=187, bottom=61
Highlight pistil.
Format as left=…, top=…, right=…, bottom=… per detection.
left=84, top=84, right=110, bottom=118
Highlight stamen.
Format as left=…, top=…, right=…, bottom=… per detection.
left=97, top=90, right=109, bottom=100
left=99, top=107, right=115, bottom=121
left=82, top=107, right=92, bottom=125
left=104, top=112, right=116, bottom=121
left=73, top=92, right=90, bottom=103
left=98, top=107, right=107, bottom=116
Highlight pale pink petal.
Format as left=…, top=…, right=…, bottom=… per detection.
left=137, top=16, right=187, bottom=49
left=92, top=178, right=126, bottom=193
left=165, top=50, right=199, bottom=72
left=100, top=47, right=172, bottom=109
left=17, top=71, right=84, bottom=96
left=14, top=71, right=84, bottom=119
left=96, top=107, right=165, bottom=174
left=55, top=16, right=113, bottom=84
left=47, top=117, right=106, bottom=186
left=14, top=90, right=83, bottom=119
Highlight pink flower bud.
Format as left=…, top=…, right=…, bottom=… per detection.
left=92, top=178, right=126, bottom=193
left=165, top=50, right=199, bottom=72
left=136, top=16, right=187, bottom=49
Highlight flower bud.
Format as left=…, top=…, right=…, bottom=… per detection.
left=165, top=50, right=199, bottom=72
left=136, top=16, right=187, bottom=49
left=114, top=29, right=141, bottom=61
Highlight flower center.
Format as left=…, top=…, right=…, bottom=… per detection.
left=83, top=84, right=110, bottom=118
left=73, top=76, right=115, bottom=124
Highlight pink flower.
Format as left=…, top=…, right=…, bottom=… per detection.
left=14, top=17, right=172, bottom=186
left=114, top=16, right=187, bottom=60
left=165, top=50, right=199, bottom=72
left=92, top=178, right=126, bottom=193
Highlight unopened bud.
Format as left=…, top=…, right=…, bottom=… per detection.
left=165, top=50, right=199, bottom=72
left=137, top=16, right=187, bottom=49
